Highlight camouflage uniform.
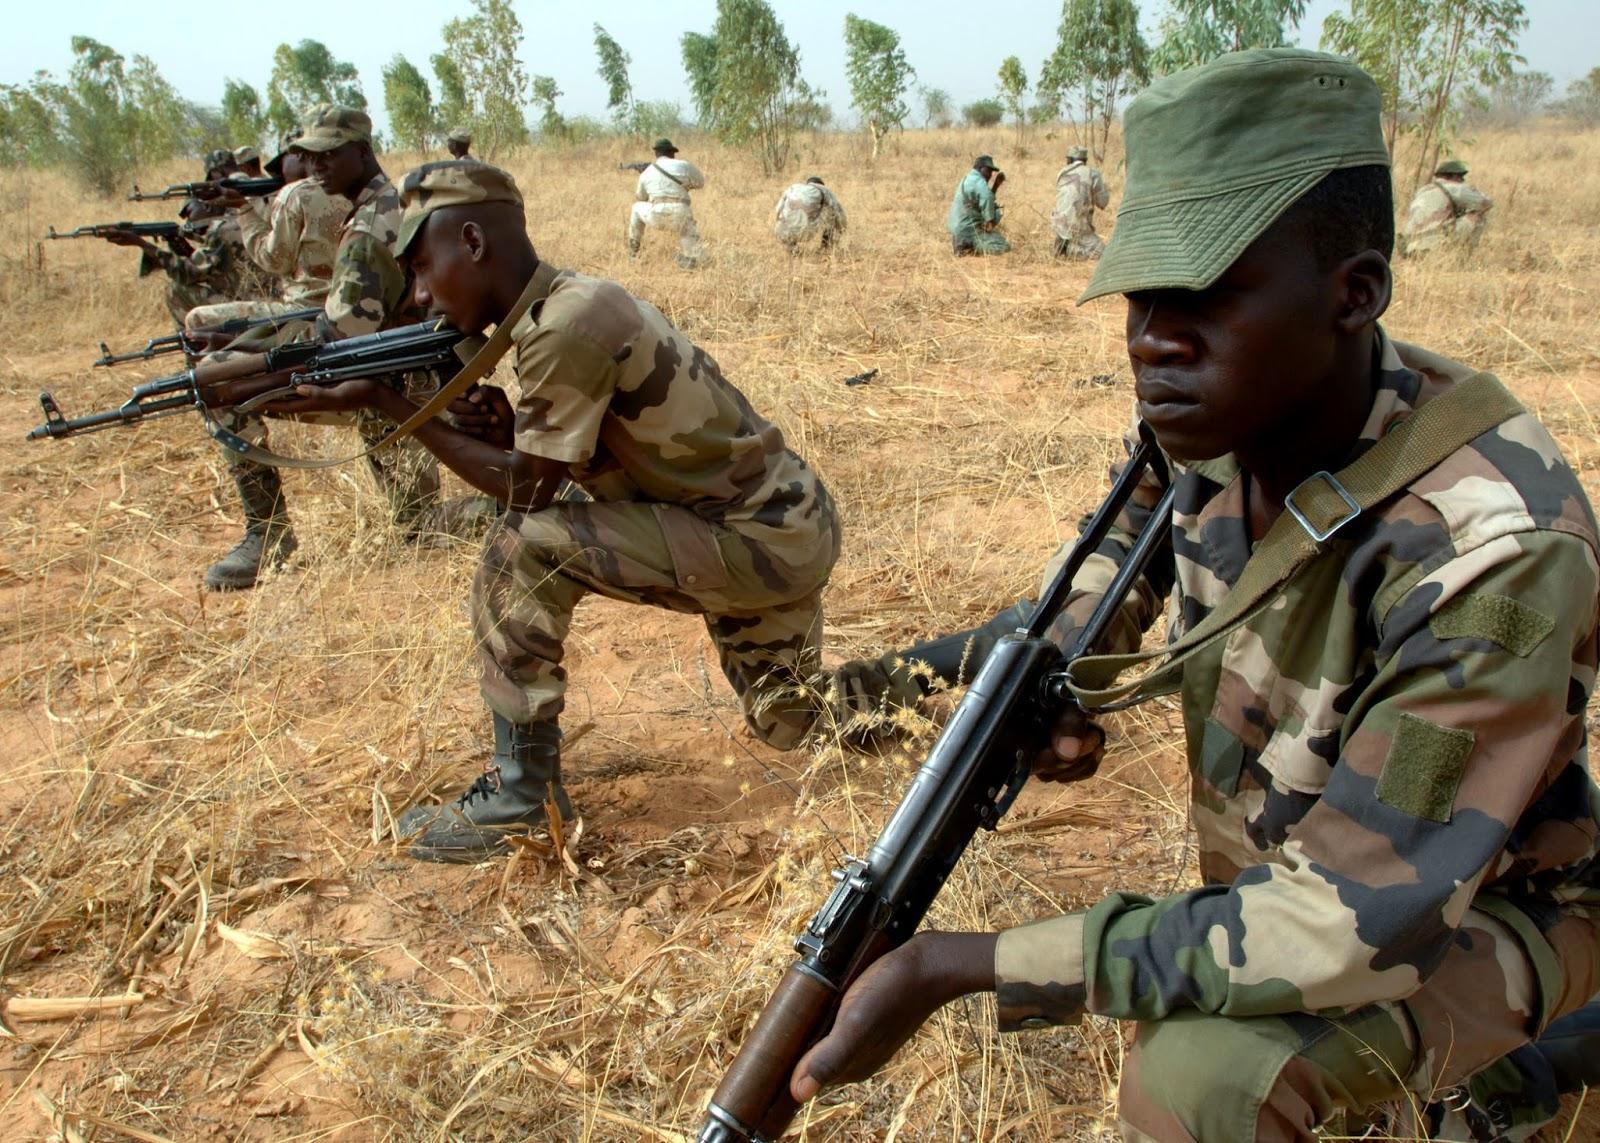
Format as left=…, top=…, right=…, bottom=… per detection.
left=996, top=332, right=1600, bottom=1140
left=475, top=266, right=840, bottom=749
left=628, top=156, right=708, bottom=267
left=774, top=181, right=847, bottom=250
left=139, top=215, right=276, bottom=326
left=1051, top=157, right=1110, bottom=259
left=1402, top=176, right=1494, bottom=256
left=948, top=166, right=1009, bottom=256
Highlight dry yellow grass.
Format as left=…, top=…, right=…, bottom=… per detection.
left=0, top=122, right=1597, bottom=1142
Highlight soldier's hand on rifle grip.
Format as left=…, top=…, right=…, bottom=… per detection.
left=447, top=384, right=514, bottom=449
left=209, top=187, right=249, bottom=211
left=274, top=376, right=380, bottom=415
left=101, top=228, right=149, bottom=251
left=1034, top=706, right=1105, bottom=783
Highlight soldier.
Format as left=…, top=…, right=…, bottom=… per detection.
left=1401, top=158, right=1494, bottom=257
left=102, top=197, right=276, bottom=325
left=773, top=176, right=847, bottom=252
left=233, top=145, right=264, bottom=178
left=948, top=155, right=1009, bottom=256
left=272, top=160, right=841, bottom=863
left=199, top=105, right=447, bottom=592
left=627, top=137, right=708, bottom=269
left=445, top=128, right=472, bottom=160
left=1051, top=145, right=1110, bottom=260
left=795, top=49, right=1600, bottom=1141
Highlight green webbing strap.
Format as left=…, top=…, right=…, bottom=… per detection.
left=205, top=261, right=559, bottom=470
left=1065, top=373, right=1527, bottom=710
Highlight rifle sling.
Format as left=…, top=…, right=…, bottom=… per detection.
left=202, top=261, right=558, bottom=470
left=1065, top=372, right=1526, bottom=710
left=650, top=161, right=685, bottom=188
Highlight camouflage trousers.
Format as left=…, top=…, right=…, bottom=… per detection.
left=183, top=298, right=312, bottom=334
left=472, top=500, right=839, bottom=750
left=628, top=201, right=708, bottom=267
left=164, top=280, right=232, bottom=328
left=1052, top=230, right=1105, bottom=260
left=1118, top=904, right=1600, bottom=1142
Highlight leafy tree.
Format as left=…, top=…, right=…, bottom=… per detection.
left=383, top=56, right=435, bottom=153
left=532, top=75, right=567, bottom=140
left=431, top=53, right=470, bottom=135
left=126, top=52, right=190, bottom=161
left=917, top=84, right=953, bottom=128
left=438, top=0, right=531, bottom=158
left=997, top=56, right=1029, bottom=144
left=1464, top=68, right=1551, bottom=126
left=1324, top=0, right=1526, bottom=187
left=266, top=39, right=365, bottom=138
left=633, top=99, right=688, bottom=139
left=1152, top=0, right=1307, bottom=74
left=963, top=98, right=1004, bottom=128
left=1039, top=0, right=1150, bottom=161
left=1555, top=67, right=1600, bottom=124
left=843, top=14, right=915, bottom=159
left=681, top=31, right=720, bottom=126
left=221, top=80, right=267, bottom=150
left=0, top=81, right=66, bottom=167
left=594, top=24, right=635, bottom=130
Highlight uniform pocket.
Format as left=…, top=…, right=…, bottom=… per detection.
left=654, top=505, right=730, bottom=592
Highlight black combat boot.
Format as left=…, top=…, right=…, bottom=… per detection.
left=398, top=717, right=573, bottom=864
left=204, top=466, right=298, bottom=591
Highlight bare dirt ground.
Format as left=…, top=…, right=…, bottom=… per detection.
left=0, top=125, right=1596, bottom=1141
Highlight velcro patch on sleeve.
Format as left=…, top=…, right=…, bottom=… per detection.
left=1376, top=712, right=1475, bottom=823
left=1430, top=594, right=1555, bottom=658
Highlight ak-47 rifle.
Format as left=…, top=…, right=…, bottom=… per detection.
left=619, top=161, right=652, bottom=173
left=92, top=307, right=324, bottom=368
left=29, top=319, right=466, bottom=447
left=696, top=424, right=1175, bottom=1143
left=46, top=221, right=191, bottom=242
left=126, top=176, right=284, bottom=202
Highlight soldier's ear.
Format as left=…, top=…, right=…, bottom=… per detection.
left=1333, top=249, right=1391, bottom=332
left=460, top=220, right=488, bottom=264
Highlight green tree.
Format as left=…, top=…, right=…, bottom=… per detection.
left=0, top=81, right=65, bottom=167
left=1555, top=67, right=1600, bottom=124
left=383, top=55, right=436, bottom=153
left=997, top=56, right=1029, bottom=145
left=266, top=39, right=365, bottom=138
left=431, top=53, right=470, bottom=135
left=633, top=100, right=688, bottom=139
left=126, top=52, right=190, bottom=160
left=843, top=14, right=915, bottom=159
left=963, top=98, right=1004, bottom=128
left=917, top=84, right=953, bottom=128
left=1152, top=0, right=1307, bottom=73
left=532, top=75, right=567, bottom=139
left=1464, top=68, right=1551, bottom=126
left=681, top=31, right=720, bottom=126
left=1039, top=0, right=1150, bottom=160
left=594, top=24, right=635, bottom=130
left=438, top=0, right=531, bottom=158
left=221, top=79, right=267, bottom=149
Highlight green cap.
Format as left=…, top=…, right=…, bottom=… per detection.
left=296, top=105, right=373, bottom=153
left=653, top=137, right=678, bottom=154
left=1068, top=146, right=1089, bottom=162
left=1081, top=48, right=1390, bottom=304
left=395, top=159, right=524, bottom=257
left=1435, top=158, right=1468, bottom=177
left=973, top=154, right=995, bottom=170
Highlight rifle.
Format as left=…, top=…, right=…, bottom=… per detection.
left=46, top=221, right=189, bottom=242
left=126, top=176, right=283, bottom=202
left=30, top=319, right=466, bottom=446
left=696, top=424, right=1175, bottom=1143
left=619, top=161, right=651, bottom=173
left=92, top=307, right=324, bottom=368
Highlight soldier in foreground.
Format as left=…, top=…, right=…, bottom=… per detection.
left=948, top=155, right=1008, bottom=256
left=794, top=50, right=1600, bottom=1141
left=1401, top=158, right=1494, bottom=257
left=445, top=128, right=471, bottom=160
left=627, top=137, right=708, bottom=268
left=773, top=176, right=847, bottom=253
left=274, top=160, right=841, bottom=863
left=1050, top=145, right=1109, bottom=260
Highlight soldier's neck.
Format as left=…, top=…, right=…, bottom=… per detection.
left=490, top=251, right=542, bottom=327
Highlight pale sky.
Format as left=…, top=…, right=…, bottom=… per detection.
left=2, top=0, right=1592, bottom=136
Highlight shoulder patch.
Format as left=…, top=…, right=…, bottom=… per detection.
left=1430, top=593, right=1554, bottom=658
left=1376, top=712, right=1474, bottom=823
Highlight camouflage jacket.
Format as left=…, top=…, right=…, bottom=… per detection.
left=507, top=265, right=835, bottom=549
left=234, top=177, right=345, bottom=308
left=1402, top=178, right=1494, bottom=254
left=1050, top=161, right=1109, bottom=242
left=774, top=182, right=847, bottom=242
left=315, top=172, right=407, bottom=340
left=948, top=170, right=1001, bottom=244
left=139, top=216, right=275, bottom=302
left=996, top=331, right=1600, bottom=1030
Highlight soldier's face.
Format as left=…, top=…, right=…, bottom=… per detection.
left=407, top=216, right=495, bottom=334
left=447, top=140, right=469, bottom=159
left=309, top=143, right=365, bottom=199
left=1124, top=221, right=1344, bottom=463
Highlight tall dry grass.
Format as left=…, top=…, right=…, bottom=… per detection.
left=0, top=122, right=1597, bottom=1141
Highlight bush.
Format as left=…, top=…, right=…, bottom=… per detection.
left=962, top=98, right=1003, bottom=128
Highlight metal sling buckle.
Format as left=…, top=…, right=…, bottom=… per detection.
left=1284, top=470, right=1361, bottom=542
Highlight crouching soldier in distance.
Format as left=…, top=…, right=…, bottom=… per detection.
left=274, top=160, right=842, bottom=863
left=801, top=49, right=1600, bottom=1141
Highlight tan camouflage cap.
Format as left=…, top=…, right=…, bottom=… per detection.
left=233, top=145, right=260, bottom=165
left=395, top=159, right=524, bottom=256
left=1068, top=146, right=1089, bottom=162
left=446, top=126, right=472, bottom=145
left=1081, top=48, right=1390, bottom=304
left=295, top=104, right=373, bottom=153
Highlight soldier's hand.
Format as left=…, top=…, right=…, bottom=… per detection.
left=207, top=186, right=249, bottom=211
left=101, top=228, right=147, bottom=249
left=270, top=377, right=381, bottom=415
left=186, top=329, right=234, bottom=354
left=447, top=384, right=514, bottom=448
left=1034, top=706, right=1105, bottom=783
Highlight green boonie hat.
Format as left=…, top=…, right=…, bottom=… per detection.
left=653, top=137, right=678, bottom=153
left=446, top=127, right=472, bottom=145
left=973, top=154, right=995, bottom=169
left=1081, top=48, right=1390, bottom=304
left=395, top=159, right=524, bottom=257
left=296, top=105, right=373, bottom=152
left=233, top=146, right=260, bottom=165
left=1435, top=158, right=1468, bottom=176
left=1068, top=146, right=1089, bottom=162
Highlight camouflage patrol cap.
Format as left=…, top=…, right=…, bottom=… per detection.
left=1068, top=146, right=1089, bottom=162
left=265, top=128, right=303, bottom=178
left=446, top=127, right=472, bottom=145
left=204, top=148, right=235, bottom=172
left=395, top=159, right=524, bottom=256
left=653, top=137, right=678, bottom=154
left=1435, top=158, right=1469, bottom=177
left=296, top=105, right=373, bottom=152
left=1081, top=48, right=1390, bottom=304
left=233, top=146, right=260, bottom=165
